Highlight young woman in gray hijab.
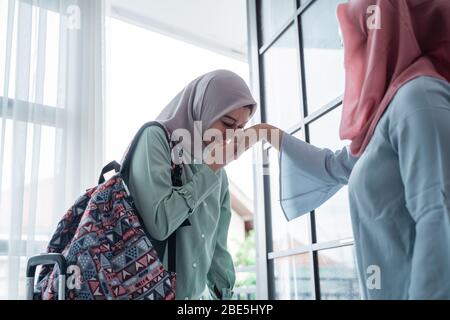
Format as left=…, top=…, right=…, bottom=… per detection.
left=128, top=70, right=257, bottom=300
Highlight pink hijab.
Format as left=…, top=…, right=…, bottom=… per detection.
left=337, top=0, right=450, bottom=156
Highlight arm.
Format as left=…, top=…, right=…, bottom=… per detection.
left=128, top=126, right=221, bottom=241
left=390, top=106, right=450, bottom=299
left=243, top=124, right=357, bottom=221
left=207, top=173, right=236, bottom=300
left=279, top=133, right=358, bottom=221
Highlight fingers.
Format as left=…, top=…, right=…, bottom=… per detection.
left=203, top=128, right=259, bottom=168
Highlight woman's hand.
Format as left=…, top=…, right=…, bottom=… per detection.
left=205, top=131, right=248, bottom=172
left=205, top=124, right=285, bottom=172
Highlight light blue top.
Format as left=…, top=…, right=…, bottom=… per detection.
left=279, top=76, right=450, bottom=299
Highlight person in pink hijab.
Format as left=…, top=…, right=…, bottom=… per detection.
left=247, top=0, right=450, bottom=299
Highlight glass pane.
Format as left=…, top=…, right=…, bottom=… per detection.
left=259, top=0, right=296, bottom=46
left=43, top=10, right=61, bottom=107
left=274, top=254, right=313, bottom=299
left=106, top=18, right=250, bottom=162
left=0, top=120, right=57, bottom=242
left=226, top=148, right=255, bottom=206
left=318, top=246, right=361, bottom=300
left=0, top=0, right=8, bottom=97
left=0, top=2, right=60, bottom=106
left=269, top=132, right=310, bottom=252
left=302, top=0, right=346, bottom=113
left=262, top=26, right=302, bottom=131
left=0, top=256, right=27, bottom=299
left=308, top=107, right=353, bottom=242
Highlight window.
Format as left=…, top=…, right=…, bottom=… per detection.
left=274, top=253, right=312, bottom=299
left=106, top=18, right=250, bottom=161
left=2, top=0, right=255, bottom=300
left=106, top=16, right=256, bottom=300
left=301, top=0, right=346, bottom=114
left=318, top=246, right=360, bottom=300
left=259, top=0, right=296, bottom=46
left=249, top=0, right=360, bottom=300
left=261, top=25, right=302, bottom=131
left=0, top=0, right=63, bottom=299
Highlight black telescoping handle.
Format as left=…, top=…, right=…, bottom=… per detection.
left=26, top=253, right=67, bottom=300
left=26, top=253, right=67, bottom=277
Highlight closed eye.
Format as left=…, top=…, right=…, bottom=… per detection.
left=222, top=121, right=235, bottom=128
left=222, top=118, right=248, bottom=129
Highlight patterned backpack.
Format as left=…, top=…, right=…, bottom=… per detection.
left=34, top=122, right=187, bottom=300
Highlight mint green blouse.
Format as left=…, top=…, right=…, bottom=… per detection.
left=127, top=125, right=235, bottom=300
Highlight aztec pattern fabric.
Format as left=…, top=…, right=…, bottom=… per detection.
left=36, top=174, right=176, bottom=300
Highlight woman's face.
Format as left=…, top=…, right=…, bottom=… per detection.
left=206, top=107, right=252, bottom=145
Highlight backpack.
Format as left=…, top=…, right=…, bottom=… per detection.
left=34, top=122, right=188, bottom=300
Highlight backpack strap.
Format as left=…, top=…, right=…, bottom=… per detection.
left=98, top=161, right=121, bottom=185
left=120, top=121, right=170, bottom=184
left=99, top=121, right=190, bottom=273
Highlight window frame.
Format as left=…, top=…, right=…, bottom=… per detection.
left=248, top=0, right=358, bottom=300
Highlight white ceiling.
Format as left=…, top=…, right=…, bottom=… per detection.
left=110, top=0, right=249, bottom=61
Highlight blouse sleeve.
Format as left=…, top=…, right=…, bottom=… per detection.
left=279, top=133, right=359, bottom=221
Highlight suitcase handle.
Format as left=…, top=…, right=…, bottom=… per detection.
left=26, top=253, right=67, bottom=300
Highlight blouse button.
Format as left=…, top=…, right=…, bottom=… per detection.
left=203, top=202, right=208, bottom=208
left=201, top=234, right=205, bottom=239
left=192, top=263, right=197, bottom=268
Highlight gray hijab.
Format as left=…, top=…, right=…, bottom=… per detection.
left=156, top=70, right=257, bottom=162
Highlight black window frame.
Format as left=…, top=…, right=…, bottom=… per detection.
left=247, top=0, right=359, bottom=300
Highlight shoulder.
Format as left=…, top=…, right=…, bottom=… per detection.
left=131, top=123, right=171, bottom=162
left=216, top=168, right=229, bottom=198
left=385, top=77, right=450, bottom=148
left=142, top=124, right=169, bottom=140
left=220, top=169, right=229, bottom=187
left=388, top=76, right=450, bottom=122
left=139, top=124, right=170, bottom=150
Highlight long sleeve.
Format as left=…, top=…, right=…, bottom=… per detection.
left=128, top=126, right=221, bottom=241
left=207, top=172, right=236, bottom=300
left=279, top=133, right=359, bottom=221
left=390, top=104, right=450, bottom=299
